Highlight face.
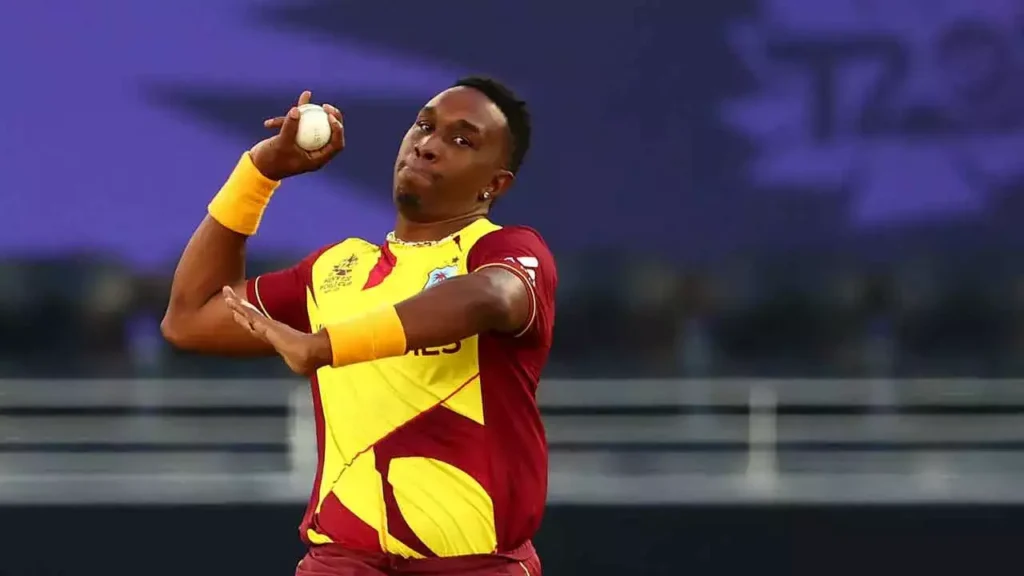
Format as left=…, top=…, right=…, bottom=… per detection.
left=393, top=86, right=514, bottom=222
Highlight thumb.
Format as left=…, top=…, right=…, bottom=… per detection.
left=278, top=107, right=301, bottom=143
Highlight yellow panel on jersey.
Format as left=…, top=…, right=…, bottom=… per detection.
left=390, top=457, right=498, bottom=556
left=304, top=220, right=501, bottom=557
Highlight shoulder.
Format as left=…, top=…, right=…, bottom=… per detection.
left=481, top=225, right=548, bottom=244
left=467, top=225, right=557, bottom=293
left=467, top=225, right=553, bottom=261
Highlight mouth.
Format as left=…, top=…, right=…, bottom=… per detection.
left=398, top=160, right=438, bottom=182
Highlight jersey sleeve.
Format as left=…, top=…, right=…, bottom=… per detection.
left=244, top=246, right=331, bottom=333
left=467, top=226, right=557, bottom=341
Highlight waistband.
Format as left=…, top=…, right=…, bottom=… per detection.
left=309, top=539, right=536, bottom=574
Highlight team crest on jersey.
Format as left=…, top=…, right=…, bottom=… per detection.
left=320, top=254, right=358, bottom=293
left=424, top=264, right=459, bottom=290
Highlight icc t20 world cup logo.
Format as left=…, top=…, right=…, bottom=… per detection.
left=721, top=0, right=1024, bottom=228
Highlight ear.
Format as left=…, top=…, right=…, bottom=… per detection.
left=482, top=169, right=515, bottom=202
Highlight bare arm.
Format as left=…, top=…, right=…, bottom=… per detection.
left=160, top=90, right=344, bottom=356
left=160, top=215, right=273, bottom=356
left=396, top=267, right=532, bottom=349
left=219, top=227, right=555, bottom=375
left=256, top=266, right=533, bottom=373
left=390, top=226, right=554, bottom=349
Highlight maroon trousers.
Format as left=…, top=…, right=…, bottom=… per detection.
left=295, top=541, right=541, bottom=576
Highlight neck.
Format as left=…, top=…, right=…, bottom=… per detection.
left=392, top=212, right=486, bottom=243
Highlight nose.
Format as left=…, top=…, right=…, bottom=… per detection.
left=413, top=135, right=440, bottom=162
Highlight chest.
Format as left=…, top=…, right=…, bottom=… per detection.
left=308, top=244, right=468, bottom=325
left=308, top=244, right=484, bottom=425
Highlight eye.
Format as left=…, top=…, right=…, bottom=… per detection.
left=416, top=120, right=433, bottom=133
left=453, top=135, right=473, bottom=148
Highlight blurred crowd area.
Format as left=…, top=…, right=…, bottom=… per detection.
left=1, top=249, right=1021, bottom=380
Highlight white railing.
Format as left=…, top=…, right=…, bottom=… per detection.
left=2, top=378, right=1024, bottom=504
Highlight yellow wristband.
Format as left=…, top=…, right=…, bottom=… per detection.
left=325, top=306, right=408, bottom=367
left=207, top=152, right=280, bottom=236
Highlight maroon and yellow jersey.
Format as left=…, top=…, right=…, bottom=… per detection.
left=245, top=218, right=556, bottom=559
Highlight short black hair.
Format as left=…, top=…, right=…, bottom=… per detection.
left=453, top=76, right=531, bottom=173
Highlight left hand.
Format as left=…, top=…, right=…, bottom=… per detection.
left=222, top=286, right=331, bottom=375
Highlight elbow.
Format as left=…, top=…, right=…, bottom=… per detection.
left=160, top=310, right=193, bottom=351
left=476, top=276, right=518, bottom=332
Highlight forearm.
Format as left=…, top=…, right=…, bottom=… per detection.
left=162, top=153, right=279, bottom=351
left=164, top=216, right=248, bottom=322
left=318, top=269, right=526, bottom=369
left=396, top=273, right=510, bottom=349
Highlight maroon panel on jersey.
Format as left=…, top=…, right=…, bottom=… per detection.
left=245, top=244, right=334, bottom=332
left=467, top=226, right=557, bottom=551
left=244, top=244, right=335, bottom=543
left=300, top=374, right=329, bottom=544
left=371, top=397, right=492, bottom=557
left=295, top=540, right=541, bottom=575
left=467, top=226, right=557, bottom=344
left=316, top=491, right=383, bottom=552
left=363, top=242, right=397, bottom=290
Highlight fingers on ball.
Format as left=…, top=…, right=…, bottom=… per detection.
left=323, top=104, right=343, bottom=120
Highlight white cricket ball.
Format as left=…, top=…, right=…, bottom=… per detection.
left=295, top=103, right=332, bottom=151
